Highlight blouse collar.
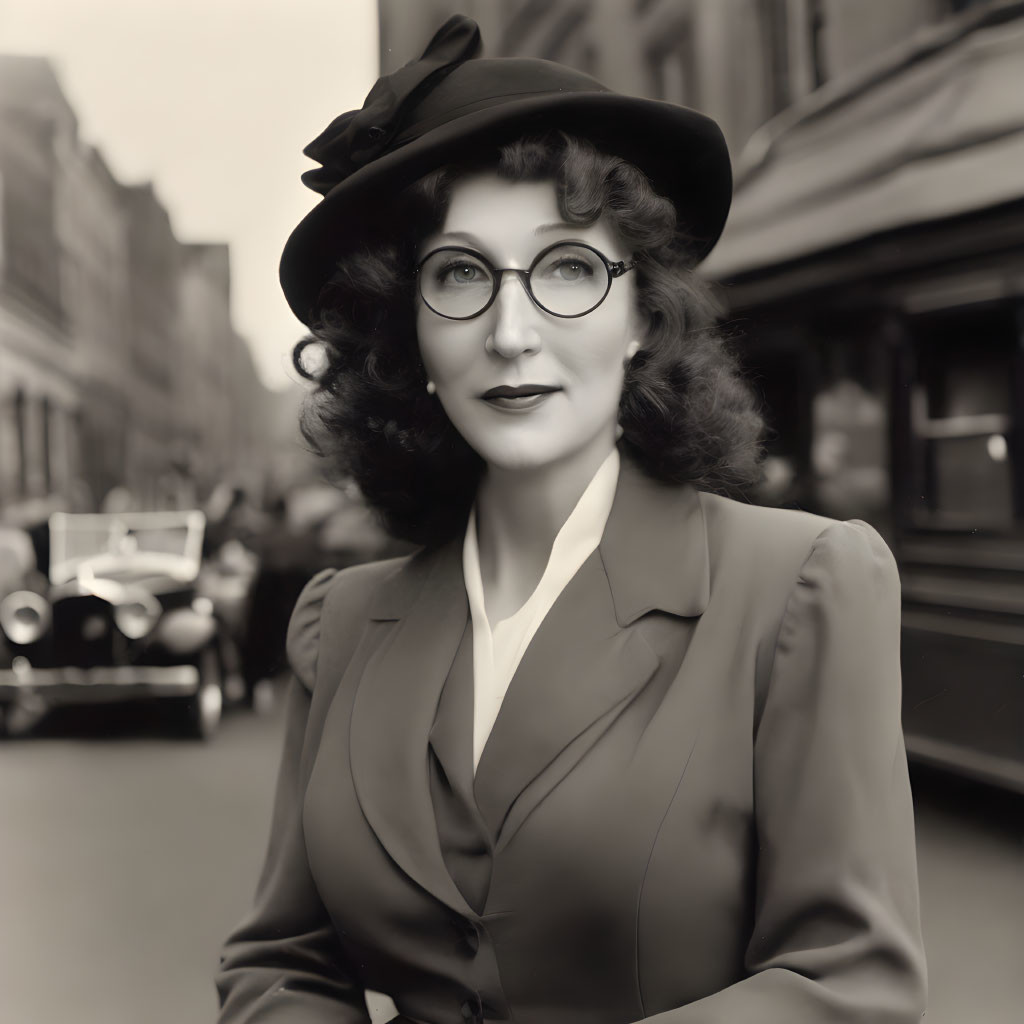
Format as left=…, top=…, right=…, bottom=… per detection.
left=462, top=447, right=620, bottom=631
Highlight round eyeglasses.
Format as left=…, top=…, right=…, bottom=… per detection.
left=415, top=241, right=642, bottom=321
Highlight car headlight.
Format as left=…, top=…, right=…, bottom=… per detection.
left=113, top=591, right=163, bottom=640
left=0, top=591, right=52, bottom=645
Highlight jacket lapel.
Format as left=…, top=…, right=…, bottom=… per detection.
left=472, top=549, right=659, bottom=842
left=472, top=455, right=710, bottom=846
left=428, top=625, right=477, bottom=803
left=349, top=539, right=478, bottom=918
left=347, top=456, right=711, bottom=905
left=599, top=455, right=710, bottom=626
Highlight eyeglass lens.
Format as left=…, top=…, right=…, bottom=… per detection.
left=418, top=243, right=612, bottom=319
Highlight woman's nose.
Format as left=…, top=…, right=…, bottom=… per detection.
left=487, top=272, right=541, bottom=359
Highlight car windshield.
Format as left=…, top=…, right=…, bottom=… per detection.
left=48, top=511, right=206, bottom=586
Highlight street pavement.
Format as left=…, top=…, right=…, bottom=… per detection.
left=0, top=695, right=1021, bottom=1024
left=0, top=701, right=283, bottom=1024
left=910, top=764, right=1024, bottom=1024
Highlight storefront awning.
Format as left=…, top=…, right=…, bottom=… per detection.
left=703, top=8, right=1024, bottom=280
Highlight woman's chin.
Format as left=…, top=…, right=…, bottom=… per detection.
left=476, top=444, right=561, bottom=474
left=471, top=436, right=616, bottom=477
left=450, top=418, right=560, bottom=474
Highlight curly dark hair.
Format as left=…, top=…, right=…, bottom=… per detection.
left=294, top=132, right=764, bottom=546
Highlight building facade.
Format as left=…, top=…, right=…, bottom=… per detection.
left=380, top=0, right=854, bottom=155
left=379, top=1, right=997, bottom=154
left=178, top=242, right=235, bottom=499
left=0, top=57, right=80, bottom=516
left=702, top=1, right=1024, bottom=791
left=0, top=55, right=278, bottom=524
left=64, top=143, right=132, bottom=510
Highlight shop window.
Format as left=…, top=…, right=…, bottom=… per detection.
left=0, top=391, right=23, bottom=502
left=909, top=305, right=1016, bottom=530
left=14, top=389, right=28, bottom=499
left=41, top=397, right=52, bottom=495
left=813, top=378, right=888, bottom=520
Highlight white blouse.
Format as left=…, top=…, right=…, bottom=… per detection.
left=462, top=448, right=621, bottom=773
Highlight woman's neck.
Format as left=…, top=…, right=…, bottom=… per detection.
left=473, top=440, right=615, bottom=621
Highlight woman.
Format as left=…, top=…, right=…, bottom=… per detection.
left=217, top=16, right=927, bottom=1024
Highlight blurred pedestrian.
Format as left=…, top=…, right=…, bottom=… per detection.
left=217, top=15, right=926, bottom=1024
left=0, top=523, right=37, bottom=596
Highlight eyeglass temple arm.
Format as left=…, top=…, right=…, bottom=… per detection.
left=609, top=253, right=645, bottom=278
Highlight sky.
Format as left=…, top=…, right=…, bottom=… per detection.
left=0, top=0, right=379, bottom=390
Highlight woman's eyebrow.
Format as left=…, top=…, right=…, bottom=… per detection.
left=431, top=230, right=484, bottom=247
left=534, top=221, right=576, bottom=235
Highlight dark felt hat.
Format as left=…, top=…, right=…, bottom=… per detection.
left=280, top=14, right=732, bottom=327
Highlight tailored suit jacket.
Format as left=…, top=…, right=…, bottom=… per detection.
left=216, top=456, right=927, bottom=1024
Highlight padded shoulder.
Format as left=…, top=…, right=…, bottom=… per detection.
left=284, top=568, right=338, bottom=692
left=699, top=492, right=834, bottom=571
left=792, top=517, right=900, bottom=603
left=284, top=556, right=413, bottom=692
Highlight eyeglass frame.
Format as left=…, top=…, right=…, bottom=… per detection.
left=414, top=240, right=643, bottom=321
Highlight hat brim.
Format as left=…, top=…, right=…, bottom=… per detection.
left=280, top=91, right=732, bottom=327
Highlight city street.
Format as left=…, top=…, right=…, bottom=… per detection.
left=0, top=694, right=1021, bottom=1024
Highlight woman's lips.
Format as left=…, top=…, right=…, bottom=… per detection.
left=480, top=384, right=560, bottom=412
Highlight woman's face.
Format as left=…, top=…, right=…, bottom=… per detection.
left=416, top=173, right=642, bottom=476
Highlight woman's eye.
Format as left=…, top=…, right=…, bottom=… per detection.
left=550, top=258, right=594, bottom=281
left=440, top=262, right=482, bottom=285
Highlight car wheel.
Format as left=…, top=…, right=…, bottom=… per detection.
left=1, top=694, right=48, bottom=738
left=184, top=645, right=223, bottom=740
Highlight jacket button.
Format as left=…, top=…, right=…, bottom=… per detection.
left=463, top=923, right=480, bottom=954
left=460, top=998, right=482, bottom=1024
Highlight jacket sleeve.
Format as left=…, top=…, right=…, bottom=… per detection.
left=216, top=568, right=371, bottom=1024
left=642, top=519, right=928, bottom=1024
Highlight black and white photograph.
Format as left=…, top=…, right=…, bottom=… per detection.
left=0, top=3, right=1022, bottom=1023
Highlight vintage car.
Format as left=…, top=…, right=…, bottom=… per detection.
left=0, top=510, right=226, bottom=739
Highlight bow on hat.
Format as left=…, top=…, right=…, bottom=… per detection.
left=301, top=14, right=482, bottom=197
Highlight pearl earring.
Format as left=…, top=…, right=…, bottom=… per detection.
left=425, top=380, right=436, bottom=395
left=624, top=341, right=640, bottom=366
